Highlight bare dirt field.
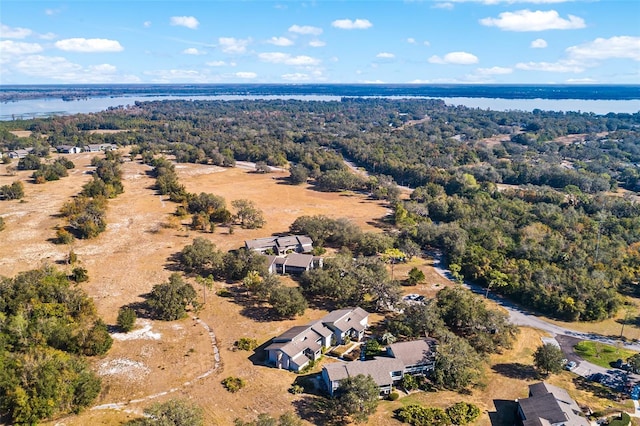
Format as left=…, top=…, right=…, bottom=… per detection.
left=1, top=151, right=635, bottom=425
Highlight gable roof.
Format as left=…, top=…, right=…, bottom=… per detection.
left=322, top=307, right=369, bottom=333
left=388, top=338, right=437, bottom=367
left=324, top=357, right=405, bottom=388
left=284, top=253, right=315, bottom=268
left=265, top=320, right=334, bottom=358
left=519, top=382, right=589, bottom=426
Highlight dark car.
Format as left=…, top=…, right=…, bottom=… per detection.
left=589, top=372, right=604, bottom=383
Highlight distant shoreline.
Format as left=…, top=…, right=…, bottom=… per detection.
left=2, top=83, right=640, bottom=102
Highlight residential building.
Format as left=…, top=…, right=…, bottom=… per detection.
left=56, top=145, right=83, bottom=154
left=84, top=143, right=117, bottom=152
left=517, top=382, right=589, bottom=426
left=8, top=148, right=32, bottom=159
left=266, top=253, right=324, bottom=275
left=245, top=235, right=313, bottom=255
left=265, top=307, right=369, bottom=373
left=322, top=338, right=438, bottom=396
left=322, top=357, right=405, bottom=396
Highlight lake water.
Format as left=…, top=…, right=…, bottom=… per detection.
left=1, top=94, right=639, bottom=120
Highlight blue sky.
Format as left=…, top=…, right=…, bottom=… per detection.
left=1, top=0, right=639, bottom=85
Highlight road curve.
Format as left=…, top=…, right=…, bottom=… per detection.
left=429, top=250, right=640, bottom=353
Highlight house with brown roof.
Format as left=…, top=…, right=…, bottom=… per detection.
left=517, top=382, right=589, bottom=426
left=265, top=307, right=369, bottom=372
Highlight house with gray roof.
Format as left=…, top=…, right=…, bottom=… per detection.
left=245, top=235, right=313, bottom=255
left=56, top=145, right=83, bottom=154
left=322, top=357, right=405, bottom=396
left=265, top=307, right=370, bottom=372
left=386, top=338, right=437, bottom=375
left=321, top=338, right=438, bottom=396
left=517, top=382, right=589, bottom=426
left=266, top=253, right=323, bottom=275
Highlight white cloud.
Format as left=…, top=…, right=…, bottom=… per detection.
left=566, top=36, right=640, bottom=62
left=309, top=40, right=326, bottom=47
left=515, top=60, right=584, bottom=72
left=182, top=48, right=204, bottom=55
left=282, top=72, right=311, bottom=81
left=439, top=0, right=578, bottom=4
left=89, top=63, right=117, bottom=73
left=143, top=21, right=152, bottom=28
left=429, top=51, right=479, bottom=65
left=170, top=16, right=199, bottom=30
left=218, top=37, right=251, bottom=54
left=362, top=80, right=385, bottom=84
left=206, top=60, right=236, bottom=67
left=331, top=19, right=373, bottom=30
left=0, top=40, right=43, bottom=55
left=13, top=54, right=139, bottom=83
left=407, top=38, right=416, bottom=44
left=566, top=77, right=597, bottom=83
left=515, top=36, right=640, bottom=75
left=39, top=32, right=57, bottom=40
left=433, top=2, right=454, bottom=9
left=267, top=36, right=294, bottom=46
left=258, top=52, right=321, bottom=66
left=531, top=38, right=548, bottom=48
left=476, top=66, right=513, bottom=75
left=144, top=69, right=216, bottom=83
left=55, top=38, right=124, bottom=52
left=288, top=25, right=323, bottom=36
left=376, top=52, right=395, bottom=59
left=480, top=10, right=585, bottom=31
left=424, top=41, right=431, bottom=47
left=409, top=79, right=431, bottom=84
left=1, top=24, right=32, bottom=39
left=235, top=71, right=257, bottom=79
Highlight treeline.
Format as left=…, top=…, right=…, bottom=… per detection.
left=59, top=152, right=124, bottom=239
left=398, top=181, right=640, bottom=321
left=0, top=267, right=111, bottom=424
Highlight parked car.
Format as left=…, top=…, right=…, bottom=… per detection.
left=565, top=361, right=577, bottom=370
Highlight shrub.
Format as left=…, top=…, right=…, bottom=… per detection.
left=71, top=267, right=89, bottom=283
left=216, top=288, right=233, bottom=297
left=446, top=402, right=481, bottom=425
left=0, top=216, right=5, bottom=231
left=608, top=412, right=631, bottom=426
left=56, top=228, right=75, bottom=244
left=389, top=392, right=400, bottom=401
left=117, top=307, right=137, bottom=332
left=221, top=376, right=245, bottom=393
left=289, top=384, right=304, bottom=394
left=236, top=337, right=258, bottom=351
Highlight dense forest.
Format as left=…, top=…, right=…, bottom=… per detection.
left=1, top=98, right=639, bottom=322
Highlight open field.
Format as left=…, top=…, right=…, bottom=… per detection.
left=1, top=151, right=638, bottom=425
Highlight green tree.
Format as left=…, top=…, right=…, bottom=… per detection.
left=17, top=154, right=41, bottom=170
left=628, top=353, right=640, bottom=374
left=289, top=164, right=309, bottom=185
left=446, top=402, right=481, bottom=425
left=179, top=237, right=222, bottom=274
left=71, top=267, right=89, bottom=283
left=117, top=307, right=137, bottom=332
left=432, top=332, right=484, bottom=391
left=125, top=399, right=204, bottom=426
left=232, top=199, right=266, bottom=229
left=533, top=343, right=565, bottom=375
left=0, top=181, right=25, bottom=200
left=396, top=405, right=450, bottom=426
left=328, top=374, right=379, bottom=423
left=147, top=273, right=199, bottom=321
left=407, top=267, right=426, bottom=286
left=269, top=286, right=308, bottom=318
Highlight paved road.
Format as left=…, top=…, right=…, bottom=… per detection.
left=429, top=250, right=640, bottom=353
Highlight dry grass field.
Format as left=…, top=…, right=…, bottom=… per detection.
left=0, top=151, right=637, bottom=425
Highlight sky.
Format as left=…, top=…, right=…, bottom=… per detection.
left=1, top=0, right=639, bottom=85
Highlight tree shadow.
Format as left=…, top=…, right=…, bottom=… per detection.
left=247, top=338, right=272, bottom=366
left=292, top=396, right=331, bottom=426
left=491, top=363, right=539, bottom=380
left=488, top=399, right=519, bottom=426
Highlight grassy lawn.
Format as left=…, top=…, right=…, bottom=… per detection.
left=574, top=341, right=637, bottom=368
